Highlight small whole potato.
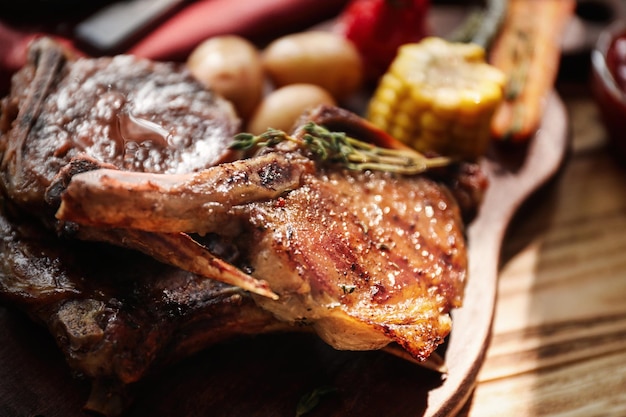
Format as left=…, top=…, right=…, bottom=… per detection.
left=187, top=35, right=264, bottom=119
left=262, top=31, right=363, bottom=101
left=246, top=84, right=336, bottom=135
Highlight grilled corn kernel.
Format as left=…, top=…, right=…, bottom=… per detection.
left=367, top=37, right=506, bottom=159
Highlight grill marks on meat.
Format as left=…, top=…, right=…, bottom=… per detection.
left=0, top=39, right=487, bottom=415
left=241, top=166, right=466, bottom=360
left=55, top=110, right=470, bottom=362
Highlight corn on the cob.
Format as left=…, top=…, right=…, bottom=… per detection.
left=367, top=37, right=506, bottom=159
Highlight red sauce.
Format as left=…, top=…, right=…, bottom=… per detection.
left=606, top=29, right=626, bottom=92
left=592, top=23, right=626, bottom=162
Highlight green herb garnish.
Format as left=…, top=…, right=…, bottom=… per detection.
left=295, top=385, right=337, bottom=417
left=231, top=122, right=451, bottom=175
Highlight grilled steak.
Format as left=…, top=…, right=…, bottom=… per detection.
left=0, top=39, right=487, bottom=416
left=0, top=38, right=279, bottom=297
left=56, top=106, right=485, bottom=362
left=0, top=38, right=283, bottom=415
left=0, top=197, right=290, bottom=416
left=0, top=37, right=240, bottom=222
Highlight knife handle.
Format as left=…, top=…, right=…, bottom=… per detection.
left=74, top=0, right=187, bottom=55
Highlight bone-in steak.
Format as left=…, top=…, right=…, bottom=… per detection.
left=0, top=37, right=240, bottom=220
left=0, top=38, right=266, bottom=415
left=0, top=38, right=278, bottom=298
left=0, top=39, right=487, bottom=417
left=55, top=106, right=484, bottom=362
left=0, top=197, right=288, bottom=416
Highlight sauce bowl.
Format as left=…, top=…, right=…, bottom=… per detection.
left=591, top=19, right=626, bottom=161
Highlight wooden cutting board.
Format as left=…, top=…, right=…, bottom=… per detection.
left=0, top=92, right=569, bottom=417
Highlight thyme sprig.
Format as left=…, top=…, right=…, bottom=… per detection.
left=231, top=122, right=451, bottom=175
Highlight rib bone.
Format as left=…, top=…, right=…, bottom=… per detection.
left=57, top=152, right=313, bottom=235
left=74, top=226, right=280, bottom=300
left=56, top=145, right=468, bottom=361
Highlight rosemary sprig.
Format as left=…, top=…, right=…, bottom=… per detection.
left=448, top=0, right=508, bottom=50
left=231, top=122, right=451, bottom=175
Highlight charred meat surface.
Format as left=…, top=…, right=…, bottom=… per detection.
left=296, top=106, right=488, bottom=223
left=0, top=37, right=240, bottom=220
left=0, top=38, right=279, bottom=298
left=56, top=107, right=479, bottom=362
left=54, top=151, right=315, bottom=236
left=0, top=198, right=289, bottom=416
left=0, top=39, right=488, bottom=416
left=0, top=38, right=289, bottom=414
left=247, top=165, right=466, bottom=360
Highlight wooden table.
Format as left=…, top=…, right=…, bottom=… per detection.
left=458, top=75, right=626, bottom=415
left=2, top=5, right=625, bottom=415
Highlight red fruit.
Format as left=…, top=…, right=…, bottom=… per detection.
left=336, top=0, right=430, bottom=83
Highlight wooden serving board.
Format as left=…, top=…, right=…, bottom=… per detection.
left=0, top=93, right=569, bottom=417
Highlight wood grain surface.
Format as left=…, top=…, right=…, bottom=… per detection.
left=458, top=81, right=626, bottom=417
